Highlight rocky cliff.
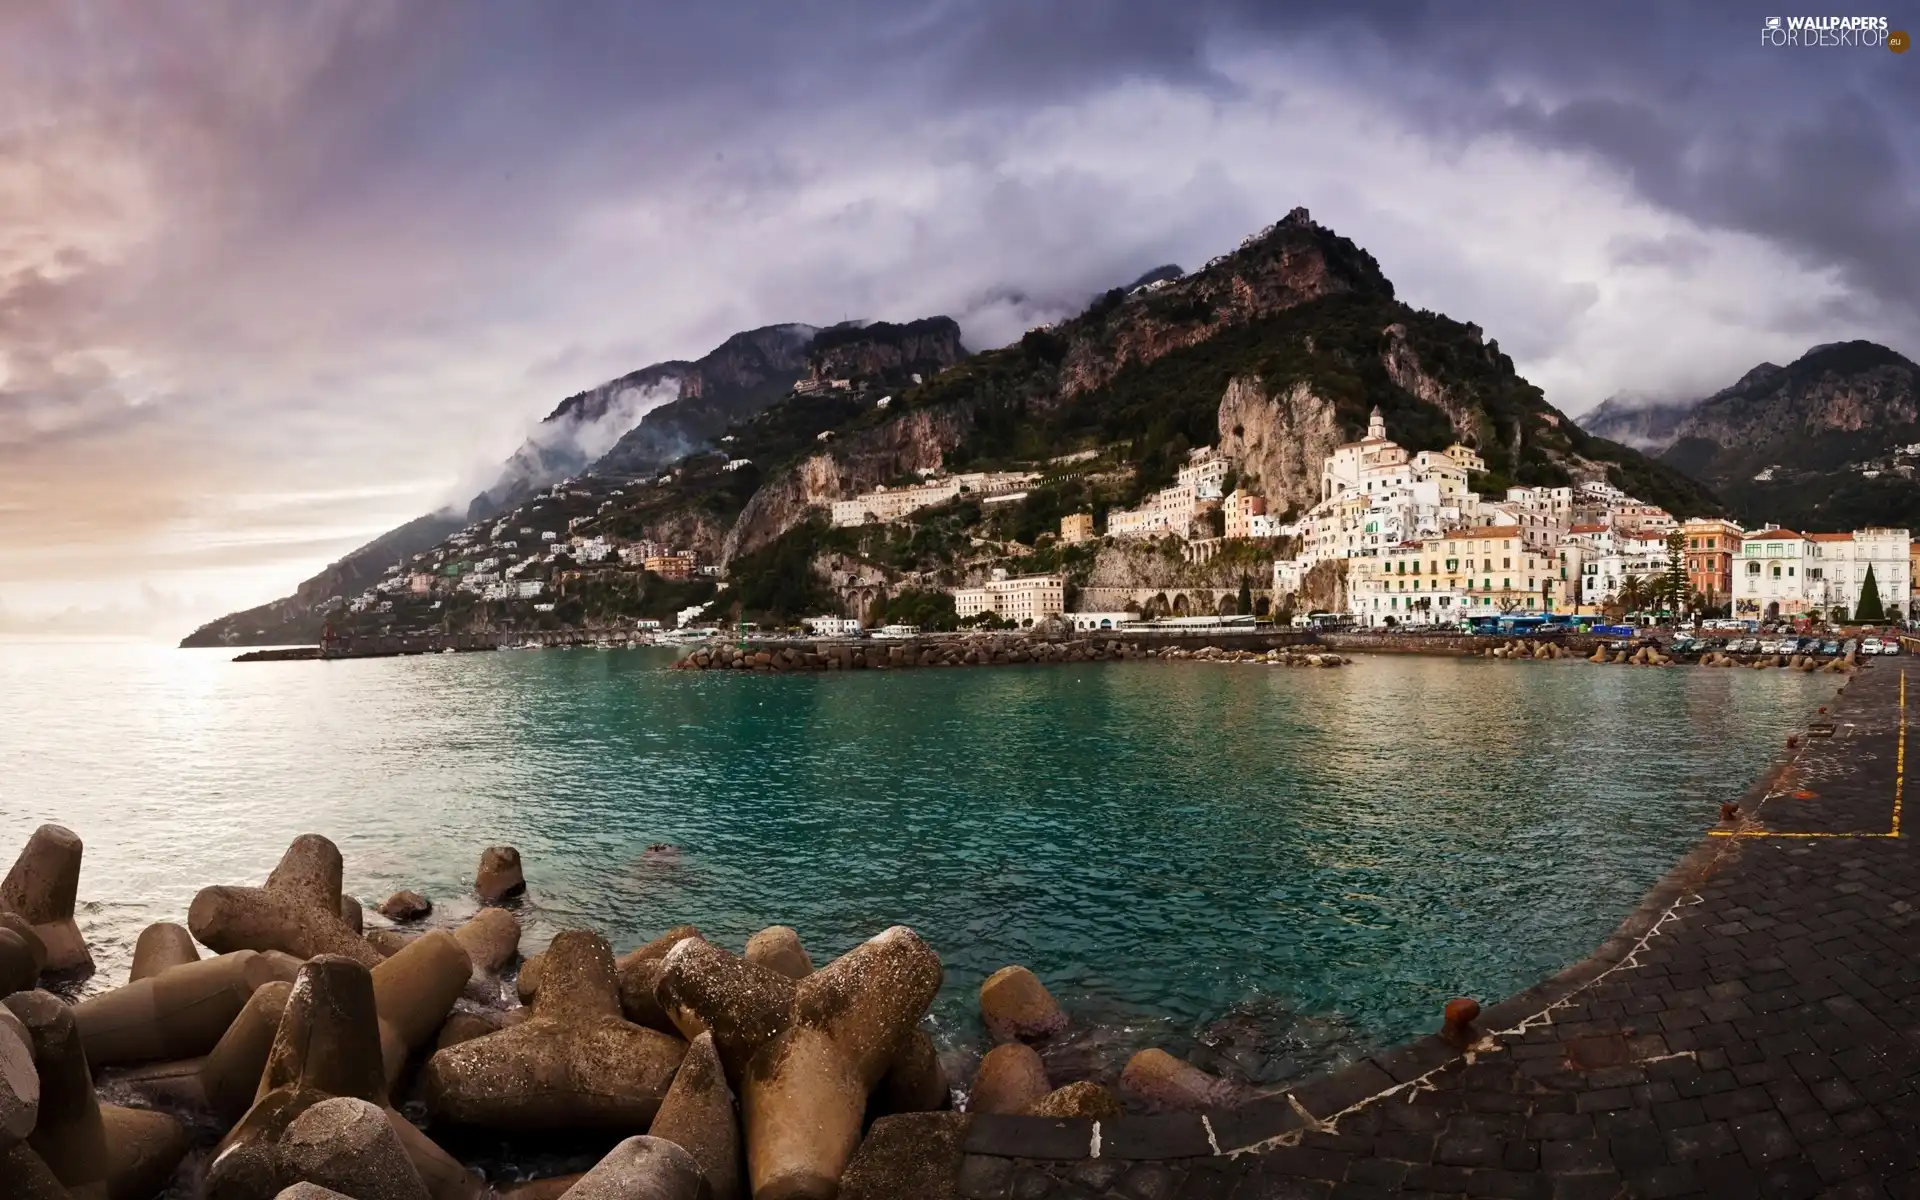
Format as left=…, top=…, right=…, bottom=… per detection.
left=1658, top=342, right=1920, bottom=530
left=1215, top=376, right=1343, bottom=514
left=719, top=404, right=971, bottom=566
left=802, top=317, right=967, bottom=391
left=1055, top=208, right=1392, bottom=401
left=589, top=323, right=821, bottom=478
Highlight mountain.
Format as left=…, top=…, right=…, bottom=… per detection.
left=189, top=207, right=1720, bottom=644
left=588, top=324, right=823, bottom=478
left=178, top=509, right=465, bottom=647
left=1657, top=341, right=1920, bottom=530
left=180, top=323, right=820, bottom=647
left=1576, top=394, right=1695, bottom=453
left=622, top=206, right=1720, bottom=612
left=473, top=323, right=820, bottom=515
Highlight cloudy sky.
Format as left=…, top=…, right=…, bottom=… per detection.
left=4, top=1, right=1916, bottom=635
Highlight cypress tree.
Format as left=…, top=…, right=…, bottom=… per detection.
left=1857, top=564, right=1886, bottom=623
left=1237, top=574, right=1253, bottom=616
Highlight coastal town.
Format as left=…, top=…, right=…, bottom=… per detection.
left=339, top=405, right=1916, bottom=643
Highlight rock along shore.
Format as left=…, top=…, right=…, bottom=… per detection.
left=672, top=633, right=1350, bottom=673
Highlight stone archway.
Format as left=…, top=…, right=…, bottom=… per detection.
left=1254, top=595, right=1271, bottom=618
left=1766, top=601, right=1781, bottom=621
left=1172, top=593, right=1191, bottom=617
left=1145, top=593, right=1170, bottom=618
left=1216, top=593, right=1236, bottom=616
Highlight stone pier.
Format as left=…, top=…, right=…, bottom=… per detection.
left=964, top=664, right=1920, bottom=1198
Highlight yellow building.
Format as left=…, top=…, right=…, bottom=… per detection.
left=1060, top=513, right=1095, bottom=544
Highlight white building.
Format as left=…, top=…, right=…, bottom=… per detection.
left=1804, top=529, right=1911, bottom=619
left=830, top=471, right=1036, bottom=527
left=1068, top=611, right=1136, bottom=631
left=803, top=615, right=862, bottom=637
left=951, top=574, right=1066, bottom=625
left=1735, top=529, right=1812, bottom=618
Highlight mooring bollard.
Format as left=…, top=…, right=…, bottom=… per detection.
left=1441, top=997, right=1480, bottom=1046
left=1721, top=802, right=1741, bottom=823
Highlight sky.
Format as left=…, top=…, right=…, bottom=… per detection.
left=3, top=1, right=1917, bottom=636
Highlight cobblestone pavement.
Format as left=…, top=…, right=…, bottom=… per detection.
left=974, top=666, right=1918, bottom=1199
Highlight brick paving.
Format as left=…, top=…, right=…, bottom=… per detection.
left=970, top=665, right=1920, bottom=1199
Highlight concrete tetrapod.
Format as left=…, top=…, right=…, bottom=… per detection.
left=1, top=825, right=93, bottom=975
left=451, top=908, right=519, bottom=976
left=128, top=923, right=200, bottom=983
left=100, top=1104, right=190, bottom=1200
left=519, top=929, right=704, bottom=1012
left=976, top=966, right=1066, bottom=1043
left=73, top=950, right=302, bottom=1067
left=1, top=929, right=37, bottom=998
left=201, top=981, right=293, bottom=1122
left=0, top=913, right=49, bottom=976
left=277, top=1097, right=430, bottom=1200
left=654, top=938, right=794, bottom=1086
left=474, top=847, right=524, bottom=904
left=369, top=931, right=472, bottom=1088
left=613, top=926, right=702, bottom=1033
left=1118, top=1048, right=1240, bottom=1111
left=835, top=1112, right=970, bottom=1200
left=189, top=836, right=382, bottom=967
left=5, top=990, right=109, bottom=1200
left=873, top=1028, right=948, bottom=1116
left=423, top=930, right=687, bottom=1131
left=103, top=1055, right=207, bottom=1111
left=648, top=1032, right=742, bottom=1200
left=740, top=926, right=943, bottom=1200
left=561, top=1136, right=709, bottom=1200
left=2, top=1005, right=39, bottom=1141
left=966, top=1043, right=1048, bottom=1115
left=207, top=956, right=479, bottom=1200
left=0, top=1142, right=72, bottom=1200
left=339, top=897, right=364, bottom=937
left=742, top=927, right=813, bottom=981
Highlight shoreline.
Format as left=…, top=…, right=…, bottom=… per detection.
left=969, top=664, right=1879, bottom=1194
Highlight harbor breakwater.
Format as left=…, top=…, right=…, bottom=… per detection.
left=671, top=630, right=1330, bottom=673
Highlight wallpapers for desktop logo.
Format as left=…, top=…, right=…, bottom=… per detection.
left=1761, top=14, right=1903, bottom=47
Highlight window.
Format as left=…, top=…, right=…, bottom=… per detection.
left=1503, top=557, right=1511, bottom=569
left=1772, top=567, right=1781, bottom=578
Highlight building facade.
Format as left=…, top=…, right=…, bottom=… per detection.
left=951, top=574, right=1066, bottom=624
left=1680, top=518, right=1743, bottom=610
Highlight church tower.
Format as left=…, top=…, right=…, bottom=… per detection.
left=1367, top=406, right=1386, bottom=441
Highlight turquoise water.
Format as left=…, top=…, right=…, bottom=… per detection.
left=0, top=639, right=1835, bottom=1087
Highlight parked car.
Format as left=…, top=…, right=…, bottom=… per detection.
left=1734, top=638, right=1760, bottom=654
left=1819, top=640, right=1841, bottom=656
left=1863, top=637, right=1885, bottom=656
left=1887, top=640, right=1904, bottom=656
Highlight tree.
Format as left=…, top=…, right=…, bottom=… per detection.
left=1857, top=564, right=1887, bottom=623
left=1617, top=574, right=1649, bottom=616
left=1661, top=532, right=1689, bottom=614
left=1236, top=574, right=1253, bottom=616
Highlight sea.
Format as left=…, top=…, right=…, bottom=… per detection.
left=0, top=637, right=1836, bottom=1092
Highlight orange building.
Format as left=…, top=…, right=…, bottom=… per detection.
left=1680, top=518, right=1743, bottom=610
left=643, top=554, right=694, bottom=581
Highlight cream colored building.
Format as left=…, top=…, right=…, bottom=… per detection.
left=1353, top=527, right=1556, bottom=622
left=1060, top=513, right=1095, bottom=543
left=952, top=574, right=1066, bottom=625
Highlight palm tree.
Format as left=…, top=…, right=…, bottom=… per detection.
left=1618, top=574, right=1649, bottom=617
